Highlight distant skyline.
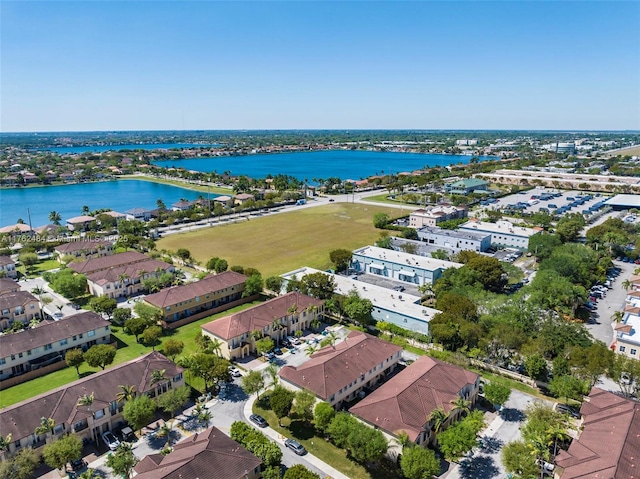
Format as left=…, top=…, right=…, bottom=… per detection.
left=2, top=1, right=639, bottom=132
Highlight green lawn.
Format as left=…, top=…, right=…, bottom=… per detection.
left=19, top=258, right=60, bottom=278
left=157, top=203, right=404, bottom=278
left=253, top=398, right=375, bottom=479
left=0, top=300, right=264, bottom=407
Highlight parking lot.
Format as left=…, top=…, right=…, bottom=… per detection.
left=485, top=187, right=611, bottom=218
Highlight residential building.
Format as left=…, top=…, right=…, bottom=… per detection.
left=171, top=200, right=193, bottom=211
left=68, top=252, right=174, bottom=298
left=0, top=223, right=33, bottom=236
left=349, top=356, right=480, bottom=450
left=66, top=215, right=96, bottom=231
left=614, top=307, right=640, bottom=359
left=555, top=387, right=639, bottom=478
left=0, top=278, right=19, bottom=295
left=125, top=207, right=153, bottom=221
left=444, top=178, right=489, bottom=195
left=459, top=219, right=541, bottom=250
left=133, top=426, right=262, bottom=479
left=351, top=245, right=462, bottom=285
left=409, top=205, right=468, bottom=228
left=0, top=291, right=40, bottom=331
left=54, top=240, right=114, bottom=263
left=234, top=193, right=255, bottom=205
left=201, top=292, right=324, bottom=360
left=0, top=255, right=17, bottom=279
left=281, top=267, right=439, bottom=335
left=279, top=330, right=402, bottom=409
left=144, top=272, right=248, bottom=326
left=0, top=311, right=110, bottom=383
left=0, top=351, right=184, bottom=455
left=102, top=210, right=127, bottom=223
left=417, top=227, right=492, bottom=253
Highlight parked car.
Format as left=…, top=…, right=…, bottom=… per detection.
left=274, top=347, right=283, bottom=356
left=69, top=458, right=87, bottom=472
left=102, top=431, right=120, bottom=451
left=555, top=403, right=581, bottom=419
left=250, top=414, right=268, bottom=428
left=230, top=367, right=242, bottom=378
left=284, top=439, right=307, bottom=455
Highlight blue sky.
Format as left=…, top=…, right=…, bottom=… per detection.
left=2, top=1, right=639, bottom=131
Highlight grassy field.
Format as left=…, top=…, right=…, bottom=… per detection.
left=157, top=203, right=403, bottom=278
left=605, top=145, right=640, bottom=157
left=120, top=175, right=232, bottom=195
left=19, top=258, right=60, bottom=278
left=0, top=300, right=263, bottom=407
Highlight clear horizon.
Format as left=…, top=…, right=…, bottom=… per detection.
left=2, top=1, right=639, bottom=132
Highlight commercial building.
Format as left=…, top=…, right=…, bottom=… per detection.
left=349, top=356, right=479, bottom=449
left=0, top=311, right=110, bottom=383
left=0, top=352, right=184, bottom=455
left=408, top=204, right=468, bottom=228
left=444, top=178, right=489, bottom=195
left=351, top=245, right=462, bottom=285
left=201, top=292, right=324, bottom=360
left=144, top=271, right=249, bottom=327
left=417, top=226, right=491, bottom=253
left=279, top=331, right=402, bottom=409
left=459, top=219, right=541, bottom=250
left=555, top=387, right=639, bottom=478
left=605, top=194, right=640, bottom=211
left=281, top=267, right=439, bottom=335
left=134, top=426, right=262, bottom=479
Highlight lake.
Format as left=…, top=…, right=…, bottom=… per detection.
left=153, top=150, right=496, bottom=181
left=41, top=143, right=219, bottom=154
left=0, top=180, right=213, bottom=227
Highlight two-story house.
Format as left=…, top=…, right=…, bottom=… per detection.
left=201, top=292, right=324, bottom=360
left=349, top=356, right=479, bottom=452
left=279, top=331, right=403, bottom=409
left=144, top=271, right=248, bottom=327
left=0, top=311, right=111, bottom=384
left=0, top=351, right=184, bottom=456
left=0, top=256, right=17, bottom=279
left=0, top=291, right=40, bottom=331
left=54, top=240, right=114, bottom=264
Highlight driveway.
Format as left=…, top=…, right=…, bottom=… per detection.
left=443, top=390, right=554, bottom=479
left=585, top=259, right=637, bottom=345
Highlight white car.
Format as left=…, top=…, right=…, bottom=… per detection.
left=102, top=431, right=120, bottom=451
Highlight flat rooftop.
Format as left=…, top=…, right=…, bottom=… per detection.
left=281, top=267, right=440, bottom=322
left=617, top=312, right=640, bottom=346
left=460, top=220, right=540, bottom=237
left=417, top=226, right=490, bottom=241
left=606, top=194, right=640, bottom=209
left=353, top=245, right=462, bottom=271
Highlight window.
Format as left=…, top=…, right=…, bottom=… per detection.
left=60, top=339, right=68, bottom=346
left=0, top=358, right=5, bottom=365
left=94, top=410, right=104, bottom=419
left=10, top=355, right=15, bottom=361
left=620, top=346, right=627, bottom=352
left=88, top=330, right=95, bottom=337
left=27, top=350, right=31, bottom=356
left=632, top=349, right=637, bottom=356
left=18, top=353, right=23, bottom=358
left=44, top=344, right=52, bottom=351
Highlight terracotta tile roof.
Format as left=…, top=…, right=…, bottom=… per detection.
left=0, top=278, right=19, bottom=294
left=144, top=272, right=246, bottom=309
left=0, top=352, right=183, bottom=442
left=68, top=251, right=151, bottom=274
left=0, top=290, right=38, bottom=310
left=349, top=356, right=479, bottom=441
left=55, top=240, right=112, bottom=254
left=133, top=426, right=262, bottom=479
left=556, top=387, right=640, bottom=478
left=279, top=331, right=402, bottom=401
left=66, top=216, right=96, bottom=223
left=0, top=312, right=109, bottom=357
left=0, top=224, right=32, bottom=234
left=202, top=292, right=323, bottom=340
left=87, top=259, right=172, bottom=285
left=0, top=256, right=15, bottom=266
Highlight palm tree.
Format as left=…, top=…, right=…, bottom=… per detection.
left=31, top=286, right=47, bottom=319
left=0, top=433, right=12, bottom=459
left=622, top=279, right=632, bottom=291
left=155, top=421, right=175, bottom=450
left=428, top=407, right=449, bottom=434
left=392, top=431, right=411, bottom=450
left=306, top=344, right=318, bottom=357
left=116, top=385, right=137, bottom=402
left=77, top=392, right=95, bottom=408
left=48, top=211, right=62, bottom=225
left=81, top=205, right=90, bottom=215
left=78, top=469, right=99, bottom=479
left=34, top=417, right=56, bottom=439
left=612, top=311, right=624, bottom=323
left=265, top=362, right=279, bottom=387
left=150, top=369, right=167, bottom=386
left=208, top=337, right=223, bottom=357
left=449, top=396, right=471, bottom=418
left=546, top=422, right=570, bottom=457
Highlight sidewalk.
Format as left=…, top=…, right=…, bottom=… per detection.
left=243, top=395, right=350, bottom=479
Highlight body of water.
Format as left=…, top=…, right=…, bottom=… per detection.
left=153, top=150, right=496, bottom=180
left=0, top=180, right=213, bottom=227
left=41, top=143, right=219, bottom=154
